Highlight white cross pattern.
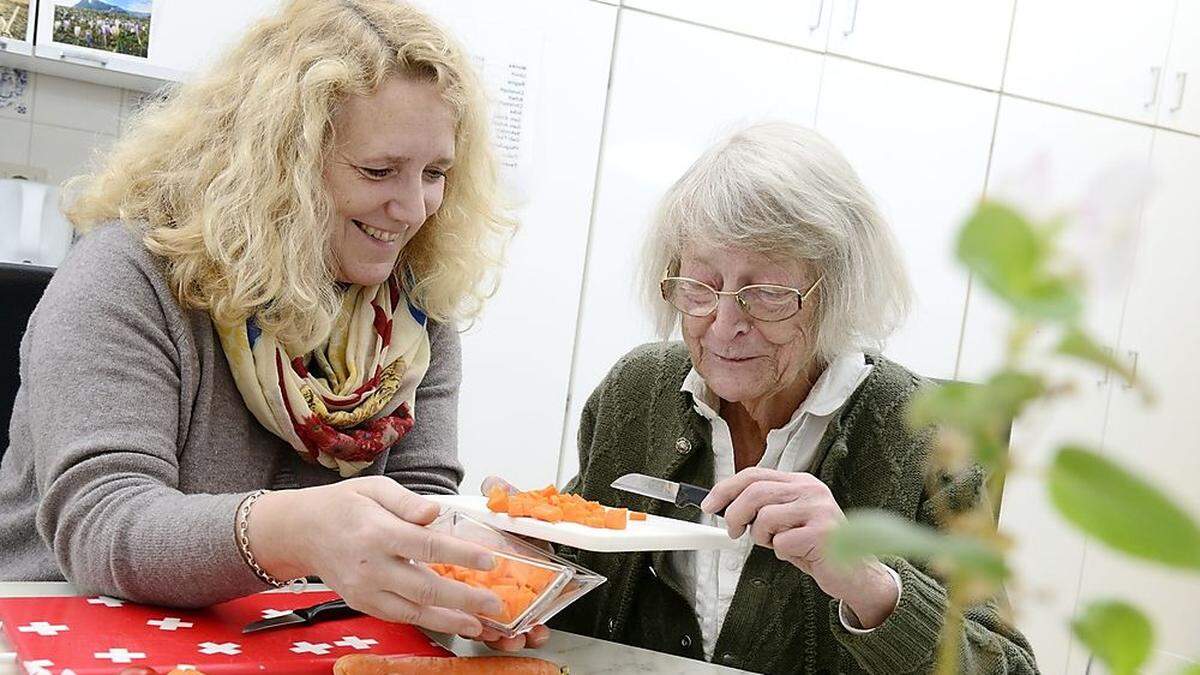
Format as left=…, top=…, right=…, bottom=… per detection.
left=334, top=635, right=378, bottom=650
left=86, top=596, right=125, bottom=608
left=172, top=667, right=198, bottom=671
left=94, top=648, right=147, bottom=664
left=147, top=617, right=194, bottom=631
left=260, top=608, right=294, bottom=619
left=17, top=622, right=69, bottom=636
left=198, top=641, right=242, bottom=655
left=22, top=660, right=54, bottom=675
left=290, top=641, right=333, bottom=655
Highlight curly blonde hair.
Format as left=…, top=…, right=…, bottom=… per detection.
left=66, top=0, right=514, bottom=351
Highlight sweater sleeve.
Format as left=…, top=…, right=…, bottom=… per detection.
left=25, top=226, right=266, bottom=607
left=383, top=318, right=464, bottom=495
left=830, top=402, right=1040, bottom=674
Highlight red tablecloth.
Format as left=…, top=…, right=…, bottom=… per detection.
left=0, top=590, right=451, bottom=674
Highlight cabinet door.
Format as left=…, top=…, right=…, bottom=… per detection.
left=825, top=0, right=1014, bottom=90
left=1072, top=129, right=1200, bottom=674
left=33, top=0, right=279, bottom=81
left=1159, top=0, right=1200, bottom=135
left=624, top=0, right=831, bottom=51
left=559, top=10, right=823, bottom=484
left=409, top=0, right=617, bottom=494
left=814, top=57, right=996, bottom=381
left=1004, top=0, right=1177, bottom=124
left=959, top=96, right=1155, bottom=675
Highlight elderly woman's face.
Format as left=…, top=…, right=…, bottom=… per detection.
left=678, top=243, right=819, bottom=405
left=325, top=75, right=456, bottom=286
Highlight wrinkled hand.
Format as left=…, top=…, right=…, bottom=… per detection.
left=250, top=476, right=504, bottom=637
left=702, top=468, right=898, bottom=628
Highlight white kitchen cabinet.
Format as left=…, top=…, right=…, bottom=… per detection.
left=1004, top=0, right=1178, bottom=124
left=624, top=0, right=831, bottom=51
left=814, top=57, right=996, bottom=381
left=32, top=0, right=280, bottom=83
left=825, top=0, right=1015, bottom=90
left=559, top=9, right=824, bottom=484
left=1067, top=129, right=1200, bottom=674
left=961, top=96, right=1156, bottom=675
left=0, top=0, right=36, bottom=55
left=1158, top=0, right=1200, bottom=136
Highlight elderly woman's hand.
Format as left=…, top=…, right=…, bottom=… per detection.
left=248, top=477, right=505, bottom=637
left=702, top=467, right=900, bottom=629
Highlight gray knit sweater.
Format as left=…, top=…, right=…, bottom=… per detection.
left=0, top=223, right=464, bottom=606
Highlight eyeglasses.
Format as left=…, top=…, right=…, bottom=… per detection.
left=660, top=274, right=823, bottom=322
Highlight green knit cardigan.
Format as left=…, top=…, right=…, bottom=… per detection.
left=548, top=342, right=1039, bottom=675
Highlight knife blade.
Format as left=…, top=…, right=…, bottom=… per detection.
left=611, top=473, right=726, bottom=518
left=241, top=598, right=362, bottom=634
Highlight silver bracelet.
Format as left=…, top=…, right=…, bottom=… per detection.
left=236, top=489, right=306, bottom=591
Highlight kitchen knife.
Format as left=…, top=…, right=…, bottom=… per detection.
left=611, top=473, right=726, bottom=518
left=241, top=598, right=361, bottom=634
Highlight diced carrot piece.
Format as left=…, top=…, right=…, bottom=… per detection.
left=604, top=508, right=628, bottom=530
left=584, top=514, right=605, bottom=528
left=538, top=484, right=558, bottom=497
left=487, top=486, right=509, bottom=513
left=630, top=511, right=648, bottom=521
left=531, top=504, right=563, bottom=523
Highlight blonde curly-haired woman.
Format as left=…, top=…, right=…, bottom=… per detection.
left=0, top=0, right=545, bottom=648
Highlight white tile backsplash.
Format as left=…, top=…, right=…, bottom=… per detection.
left=0, top=116, right=32, bottom=164
left=29, top=123, right=115, bottom=184
left=0, top=67, right=33, bottom=120
left=0, top=66, right=130, bottom=185
left=32, top=73, right=122, bottom=135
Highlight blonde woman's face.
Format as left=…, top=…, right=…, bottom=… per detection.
left=325, top=76, right=456, bottom=286
left=678, top=243, right=820, bottom=406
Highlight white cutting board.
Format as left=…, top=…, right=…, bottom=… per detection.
left=426, top=495, right=739, bottom=553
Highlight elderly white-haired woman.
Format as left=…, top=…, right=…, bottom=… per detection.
left=547, top=123, right=1038, bottom=673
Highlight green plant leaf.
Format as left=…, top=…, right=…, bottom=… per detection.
left=1049, top=446, right=1200, bottom=570
left=1057, top=327, right=1136, bottom=386
left=956, top=201, right=1082, bottom=322
left=908, top=370, right=1042, bottom=446
left=827, top=510, right=1009, bottom=582
left=957, top=201, right=1043, bottom=291
left=1071, top=600, right=1153, bottom=675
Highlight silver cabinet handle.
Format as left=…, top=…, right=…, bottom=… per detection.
left=1145, top=66, right=1163, bottom=109
left=1170, top=71, right=1188, bottom=112
left=59, top=50, right=108, bottom=68
left=809, top=0, right=825, bottom=31
left=842, top=0, right=860, bottom=36
left=1122, top=350, right=1140, bottom=389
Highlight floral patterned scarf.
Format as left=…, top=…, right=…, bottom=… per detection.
left=216, top=276, right=431, bottom=477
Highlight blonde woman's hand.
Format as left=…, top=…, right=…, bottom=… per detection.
left=248, top=476, right=505, bottom=637
left=702, top=467, right=899, bottom=629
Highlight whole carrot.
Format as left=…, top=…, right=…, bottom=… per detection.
left=334, top=654, right=567, bottom=675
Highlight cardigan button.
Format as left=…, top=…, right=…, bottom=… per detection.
left=675, top=437, right=692, bottom=454
left=680, top=634, right=692, bottom=648
left=750, top=577, right=767, bottom=589
left=720, top=652, right=737, bottom=666
left=607, top=617, right=617, bottom=634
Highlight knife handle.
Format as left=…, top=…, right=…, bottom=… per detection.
left=299, top=598, right=361, bottom=623
left=676, top=482, right=725, bottom=518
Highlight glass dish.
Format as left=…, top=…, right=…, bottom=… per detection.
left=425, top=510, right=606, bottom=638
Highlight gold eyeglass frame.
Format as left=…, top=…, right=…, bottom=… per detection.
left=660, top=272, right=824, bottom=322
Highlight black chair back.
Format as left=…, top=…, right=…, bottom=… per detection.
left=0, top=262, right=55, bottom=459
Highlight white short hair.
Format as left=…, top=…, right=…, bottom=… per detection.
left=640, top=122, right=912, bottom=362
